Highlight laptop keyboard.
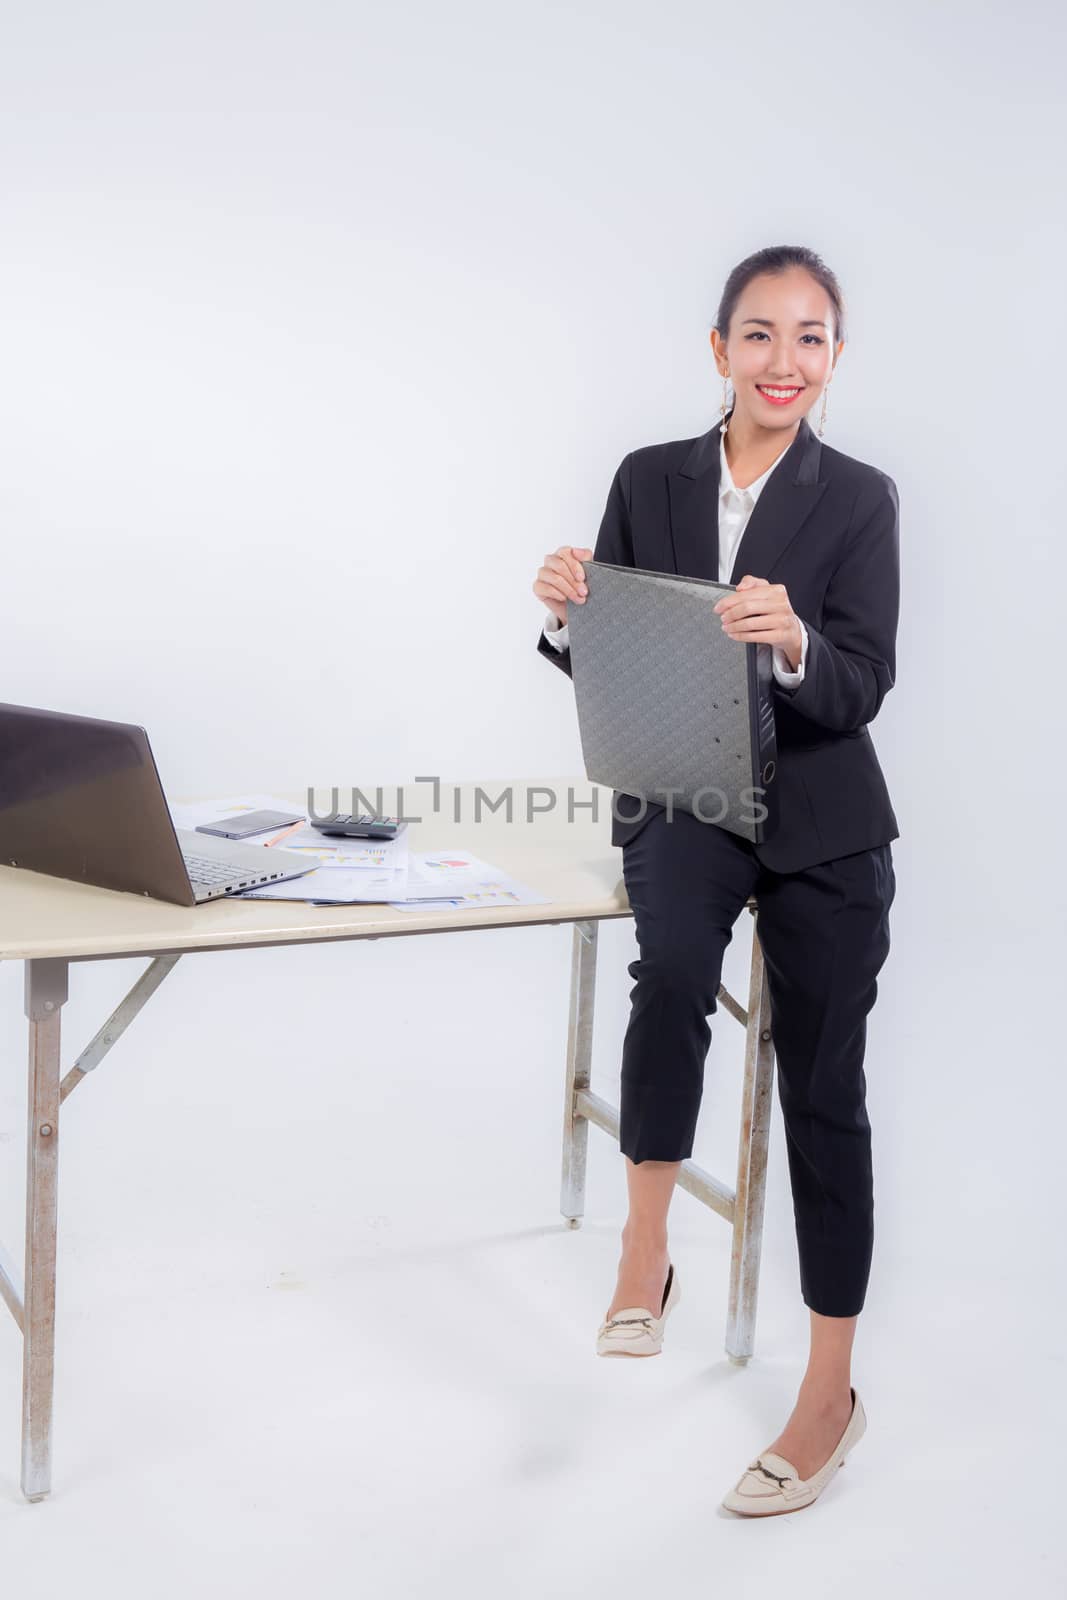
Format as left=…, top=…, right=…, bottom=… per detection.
left=183, top=852, right=269, bottom=889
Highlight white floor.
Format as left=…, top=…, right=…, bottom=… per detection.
left=0, top=918, right=1060, bottom=1597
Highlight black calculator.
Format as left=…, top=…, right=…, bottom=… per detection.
left=309, top=813, right=404, bottom=840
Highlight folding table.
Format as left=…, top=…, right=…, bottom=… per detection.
left=0, top=779, right=775, bottom=1501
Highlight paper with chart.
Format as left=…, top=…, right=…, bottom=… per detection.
left=234, top=848, right=548, bottom=907
left=388, top=849, right=549, bottom=911
left=235, top=864, right=410, bottom=903
left=248, top=821, right=408, bottom=871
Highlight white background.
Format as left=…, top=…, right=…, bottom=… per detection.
left=1, top=1, right=1063, bottom=1591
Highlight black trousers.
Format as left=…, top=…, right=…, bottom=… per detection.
left=619, top=810, right=896, bottom=1318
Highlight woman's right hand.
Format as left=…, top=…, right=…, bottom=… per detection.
left=532, top=545, right=593, bottom=626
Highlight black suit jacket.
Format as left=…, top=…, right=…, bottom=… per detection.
left=537, top=410, right=900, bottom=873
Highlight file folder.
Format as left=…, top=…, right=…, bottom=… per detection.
left=566, top=560, right=779, bottom=844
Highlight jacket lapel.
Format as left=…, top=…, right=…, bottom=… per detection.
left=666, top=407, right=828, bottom=584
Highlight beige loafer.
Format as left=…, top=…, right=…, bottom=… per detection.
left=720, top=1387, right=866, bottom=1516
left=596, top=1262, right=680, bottom=1357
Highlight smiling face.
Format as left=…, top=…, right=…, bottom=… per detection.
left=710, top=266, right=843, bottom=437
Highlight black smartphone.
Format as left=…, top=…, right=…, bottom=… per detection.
left=195, top=809, right=304, bottom=840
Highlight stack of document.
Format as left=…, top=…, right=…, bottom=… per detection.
left=166, top=792, right=548, bottom=911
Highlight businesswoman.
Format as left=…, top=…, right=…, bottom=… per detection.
left=531, top=245, right=899, bottom=1517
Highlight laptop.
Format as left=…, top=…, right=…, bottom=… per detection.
left=0, top=702, right=315, bottom=907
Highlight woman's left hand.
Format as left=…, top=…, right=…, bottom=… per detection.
left=714, top=575, right=804, bottom=670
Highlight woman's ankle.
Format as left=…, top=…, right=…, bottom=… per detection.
left=796, top=1374, right=853, bottom=1412
left=620, top=1223, right=669, bottom=1256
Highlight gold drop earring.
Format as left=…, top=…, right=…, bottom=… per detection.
left=720, top=367, right=731, bottom=436
left=817, top=381, right=831, bottom=438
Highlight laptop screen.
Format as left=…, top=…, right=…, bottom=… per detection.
left=0, top=703, right=195, bottom=905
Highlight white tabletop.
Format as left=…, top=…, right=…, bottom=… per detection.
left=0, top=779, right=630, bottom=963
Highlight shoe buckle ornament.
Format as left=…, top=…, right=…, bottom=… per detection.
left=749, top=1457, right=807, bottom=1500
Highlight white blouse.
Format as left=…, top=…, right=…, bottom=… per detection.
left=542, top=427, right=810, bottom=686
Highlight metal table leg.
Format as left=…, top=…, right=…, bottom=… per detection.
left=0, top=953, right=181, bottom=1500
left=560, top=920, right=598, bottom=1227
left=21, top=958, right=68, bottom=1502
left=725, top=919, right=775, bottom=1364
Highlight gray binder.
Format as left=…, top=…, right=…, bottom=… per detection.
left=567, top=560, right=779, bottom=844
